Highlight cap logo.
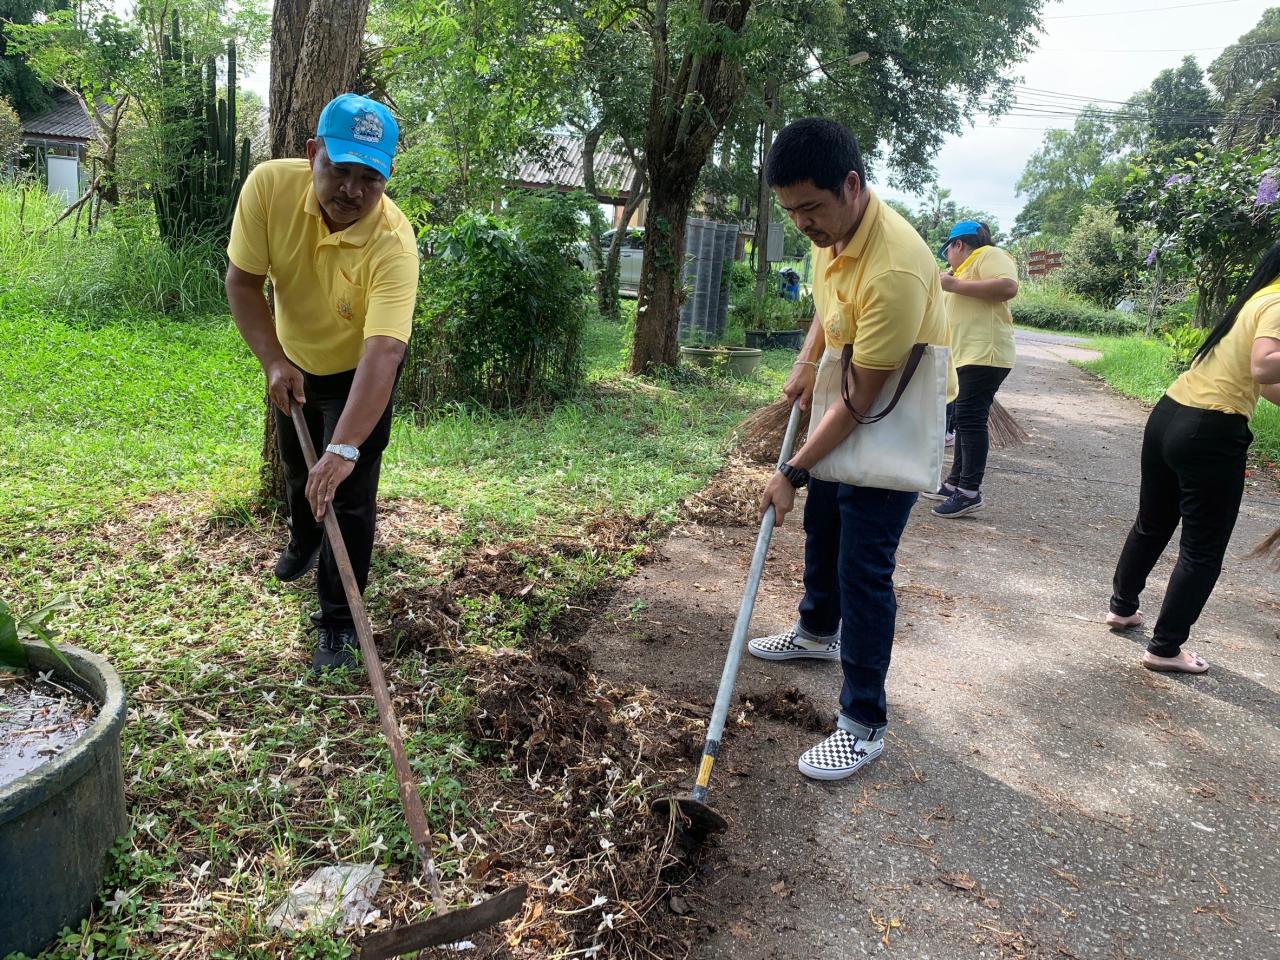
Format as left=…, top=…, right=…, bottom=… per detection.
left=350, top=110, right=384, bottom=144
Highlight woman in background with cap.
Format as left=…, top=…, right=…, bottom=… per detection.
left=1106, top=242, right=1280, bottom=674
left=924, top=221, right=1019, bottom=518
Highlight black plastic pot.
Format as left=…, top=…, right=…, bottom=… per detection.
left=744, top=329, right=805, bottom=351
left=1, top=642, right=127, bottom=957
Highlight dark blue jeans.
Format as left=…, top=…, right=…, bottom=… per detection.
left=798, top=478, right=918, bottom=739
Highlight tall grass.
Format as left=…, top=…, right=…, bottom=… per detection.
left=1082, top=335, right=1280, bottom=465
left=0, top=182, right=228, bottom=318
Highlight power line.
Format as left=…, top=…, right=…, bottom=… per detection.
left=1039, top=39, right=1280, bottom=53
left=1044, top=0, right=1243, bottom=19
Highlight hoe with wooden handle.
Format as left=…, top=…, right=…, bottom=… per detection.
left=289, top=402, right=526, bottom=958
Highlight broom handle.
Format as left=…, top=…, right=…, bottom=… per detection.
left=690, top=400, right=804, bottom=803
left=288, top=403, right=448, bottom=914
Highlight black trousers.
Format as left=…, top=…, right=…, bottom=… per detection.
left=273, top=366, right=396, bottom=628
left=946, top=364, right=1011, bottom=491
left=1111, top=395, right=1251, bottom=657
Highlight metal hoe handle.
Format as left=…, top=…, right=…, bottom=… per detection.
left=289, top=403, right=448, bottom=914
left=690, top=401, right=804, bottom=803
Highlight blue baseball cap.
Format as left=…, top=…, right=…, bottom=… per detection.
left=316, top=94, right=399, bottom=179
left=938, top=220, right=983, bottom=259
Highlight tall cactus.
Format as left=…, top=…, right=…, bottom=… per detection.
left=154, top=11, right=251, bottom=248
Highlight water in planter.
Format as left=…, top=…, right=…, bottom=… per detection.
left=1, top=673, right=98, bottom=788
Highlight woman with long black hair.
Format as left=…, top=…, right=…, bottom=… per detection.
left=1108, top=242, right=1280, bottom=673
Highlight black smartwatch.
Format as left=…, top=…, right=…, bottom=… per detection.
left=779, top=462, right=810, bottom=488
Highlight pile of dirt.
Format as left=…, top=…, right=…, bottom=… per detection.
left=681, top=457, right=773, bottom=528
left=739, top=686, right=832, bottom=734
left=451, top=636, right=711, bottom=958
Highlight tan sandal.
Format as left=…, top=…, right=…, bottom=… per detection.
left=1142, top=650, right=1208, bottom=674
left=1107, top=610, right=1144, bottom=631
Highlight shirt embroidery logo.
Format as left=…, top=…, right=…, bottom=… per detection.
left=337, top=298, right=353, bottom=321
left=350, top=111, right=384, bottom=144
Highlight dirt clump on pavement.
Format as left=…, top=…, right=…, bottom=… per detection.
left=739, top=686, right=832, bottom=733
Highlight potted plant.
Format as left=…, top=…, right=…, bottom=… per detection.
left=745, top=288, right=812, bottom=351
left=678, top=331, right=764, bottom=378
left=1, top=599, right=128, bottom=957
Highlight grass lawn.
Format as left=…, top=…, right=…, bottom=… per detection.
left=1080, top=335, right=1280, bottom=466
left=0, top=292, right=789, bottom=959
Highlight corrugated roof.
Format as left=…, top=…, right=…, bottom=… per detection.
left=515, top=133, right=638, bottom=200
left=20, top=94, right=94, bottom=141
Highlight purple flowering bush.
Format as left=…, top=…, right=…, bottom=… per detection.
left=1118, top=141, right=1280, bottom=325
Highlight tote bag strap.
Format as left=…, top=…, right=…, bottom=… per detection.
left=839, top=342, right=927, bottom=425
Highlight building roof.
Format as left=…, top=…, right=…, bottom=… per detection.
left=20, top=94, right=94, bottom=142
left=514, top=133, right=638, bottom=201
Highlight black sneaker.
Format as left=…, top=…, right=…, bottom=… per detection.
left=932, top=489, right=984, bottom=518
left=275, top=540, right=321, bottom=582
left=920, top=482, right=957, bottom=502
left=311, top=624, right=360, bottom=673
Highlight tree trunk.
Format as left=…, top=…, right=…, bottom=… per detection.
left=578, top=122, right=612, bottom=317
left=260, top=0, right=372, bottom=507
left=753, top=80, right=778, bottom=307
left=629, top=0, right=753, bottom=374
left=631, top=184, right=696, bottom=372
left=603, top=162, right=648, bottom=319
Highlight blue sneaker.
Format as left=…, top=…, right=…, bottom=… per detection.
left=932, top=490, right=984, bottom=518
left=921, top=482, right=956, bottom=502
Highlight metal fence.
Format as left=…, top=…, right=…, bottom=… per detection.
left=678, top=218, right=739, bottom=342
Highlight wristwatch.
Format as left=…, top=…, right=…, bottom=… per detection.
left=778, top=462, right=809, bottom=488
left=326, top=443, right=360, bottom=463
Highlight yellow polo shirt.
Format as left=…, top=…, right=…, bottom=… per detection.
left=228, top=159, right=419, bottom=376
left=945, top=245, right=1018, bottom=369
left=812, top=191, right=958, bottom=400
left=1167, top=284, right=1280, bottom=419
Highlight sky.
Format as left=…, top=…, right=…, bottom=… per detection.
left=231, top=0, right=1267, bottom=232
left=874, top=0, right=1270, bottom=232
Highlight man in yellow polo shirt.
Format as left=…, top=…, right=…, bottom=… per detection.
left=751, top=117, right=953, bottom=781
left=225, top=94, right=418, bottom=673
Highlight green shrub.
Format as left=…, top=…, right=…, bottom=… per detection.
left=729, top=260, right=811, bottom=332
left=1161, top=323, right=1208, bottom=374
left=0, top=96, right=20, bottom=168
left=1058, top=204, right=1141, bottom=308
left=399, top=191, right=591, bottom=413
left=1011, top=282, right=1143, bottom=335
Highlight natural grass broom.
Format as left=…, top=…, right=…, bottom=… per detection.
left=735, top=395, right=1029, bottom=464
left=988, top=397, right=1030, bottom=448
left=1249, top=527, right=1280, bottom=569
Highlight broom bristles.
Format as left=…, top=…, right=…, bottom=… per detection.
left=988, top=397, right=1029, bottom=448
left=1249, top=527, right=1280, bottom=569
left=735, top=398, right=810, bottom=464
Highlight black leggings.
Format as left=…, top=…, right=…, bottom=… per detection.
left=1110, top=395, right=1251, bottom=657
left=946, top=364, right=1011, bottom=491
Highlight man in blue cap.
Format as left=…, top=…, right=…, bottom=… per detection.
left=225, top=93, right=419, bottom=673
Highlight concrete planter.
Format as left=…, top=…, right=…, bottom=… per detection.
left=679, top=346, right=764, bottom=378
left=1, top=643, right=127, bottom=957
left=744, top=329, right=805, bottom=351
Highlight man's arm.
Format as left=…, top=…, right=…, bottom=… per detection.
left=758, top=362, right=892, bottom=524
left=782, top=309, right=825, bottom=410
left=226, top=263, right=305, bottom=411
left=304, top=335, right=407, bottom=520
left=939, top=274, right=1018, bottom=302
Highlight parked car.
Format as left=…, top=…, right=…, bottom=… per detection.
left=576, top=228, right=644, bottom=297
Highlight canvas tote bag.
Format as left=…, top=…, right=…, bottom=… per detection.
left=807, top=341, right=948, bottom=492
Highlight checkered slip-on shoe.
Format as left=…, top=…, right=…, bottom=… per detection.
left=798, top=730, right=883, bottom=781
left=748, top=627, right=840, bottom=662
